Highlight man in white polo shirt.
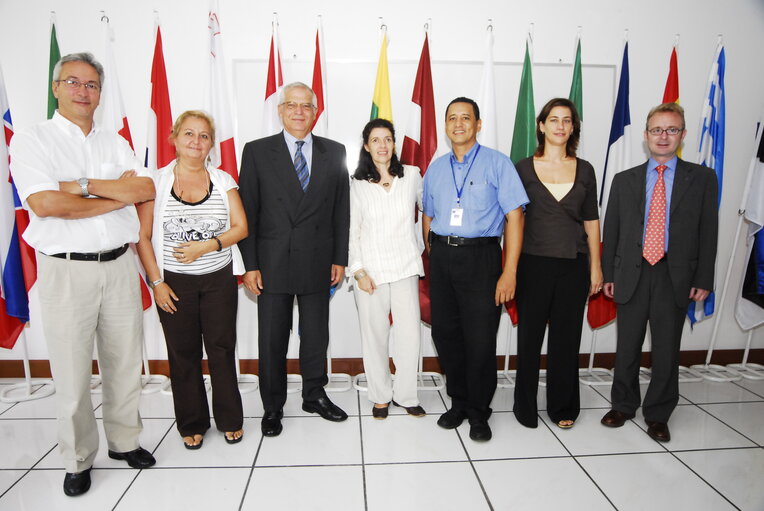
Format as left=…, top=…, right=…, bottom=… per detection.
left=10, top=52, right=156, bottom=496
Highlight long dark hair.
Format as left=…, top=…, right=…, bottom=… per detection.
left=353, top=118, right=405, bottom=182
left=534, top=98, right=581, bottom=158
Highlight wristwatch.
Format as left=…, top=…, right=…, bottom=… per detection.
left=77, top=177, right=89, bottom=197
left=354, top=270, right=368, bottom=281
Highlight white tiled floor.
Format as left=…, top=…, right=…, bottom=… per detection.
left=1, top=377, right=763, bottom=510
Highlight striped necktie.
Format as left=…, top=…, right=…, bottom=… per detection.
left=643, top=164, right=667, bottom=265
left=294, top=140, right=309, bottom=192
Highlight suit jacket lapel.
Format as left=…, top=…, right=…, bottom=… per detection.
left=626, top=162, right=648, bottom=220
left=670, top=158, right=695, bottom=215
left=271, top=133, right=303, bottom=222
left=294, top=136, right=330, bottom=221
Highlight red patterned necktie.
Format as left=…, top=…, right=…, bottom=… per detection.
left=643, top=164, right=667, bottom=265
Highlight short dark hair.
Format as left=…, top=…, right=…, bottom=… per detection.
left=534, top=98, right=581, bottom=158
left=353, top=118, right=405, bottom=182
left=445, top=97, right=480, bottom=121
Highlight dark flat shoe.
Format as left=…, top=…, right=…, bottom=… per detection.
left=392, top=400, right=426, bottom=417
left=63, top=468, right=91, bottom=496
left=108, top=447, right=156, bottom=469
left=372, top=404, right=389, bottom=419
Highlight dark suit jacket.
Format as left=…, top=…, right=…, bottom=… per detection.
left=602, top=158, right=718, bottom=308
left=238, top=132, right=350, bottom=295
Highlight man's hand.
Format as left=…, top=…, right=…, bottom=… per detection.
left=331, top=265, right=345, bottom=286
left=495, top=271, right=516, bottom=305
left=689, top=287, right=710, bottom=302
left=603, top=282, right=615, bottom=299
left=243, top=270, right=263, bottom=295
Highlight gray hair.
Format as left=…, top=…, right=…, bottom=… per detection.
left=53, top=52, right=105, bottom=86
left=278, top=82, right=317, bottom=107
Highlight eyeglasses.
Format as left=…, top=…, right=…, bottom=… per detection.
left=55, top=79, right=101, bottom=92
left=647, top=127, right=683, bottom=136
left=281, top=102, right=316, bottom=111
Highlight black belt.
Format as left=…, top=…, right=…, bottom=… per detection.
left=431, top=234, right=500, bottom=247
left=49, top=244, right=129, bottom=262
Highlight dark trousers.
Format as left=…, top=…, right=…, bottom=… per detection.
left=257, top=290, right=330, bottom=412
left=612, top=258, right=685, bottom=423
left=158, top=263, right=243, bottom=436
left=429, top=239, right=502, bottom=421
left=514, top=253, right=589, bottom=427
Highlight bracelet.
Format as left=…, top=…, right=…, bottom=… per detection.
left=148, top=278, right=164, bottom=289
left=353, top=270, right=368, bottom=281
left=212, top=236, right=222, bottom=252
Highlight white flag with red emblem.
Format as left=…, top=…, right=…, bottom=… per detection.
left=145, top=20, right=174, bottom=171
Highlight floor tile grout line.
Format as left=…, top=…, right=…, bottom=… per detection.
left=237, top=433, right=265, bottom=511
left=693, top=402, right=764, bottom=448
left=731, top=379, right=764, bottom=399
left=664, top=448, right=742, bottom=510
left=0, top=440, right=58, bottom=502
left=356, top=390, right=369, bottom=511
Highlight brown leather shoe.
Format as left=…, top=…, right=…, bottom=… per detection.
left=646, top=420, right=671, bottom=442
left=600, top=409, right=635, bottom=428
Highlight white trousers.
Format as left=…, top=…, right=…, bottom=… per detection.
left=38, top=252, right=144, bottom=473
left=353, top=275, right=421, bottom=407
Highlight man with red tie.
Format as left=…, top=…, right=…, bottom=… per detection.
left=600, top=103, right=718, bottom=442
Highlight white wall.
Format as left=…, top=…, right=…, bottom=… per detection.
left=1, top=0, right=763, bottom=363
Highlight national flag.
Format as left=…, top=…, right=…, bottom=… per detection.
left=589, top=41, right=631, bottom=329
left=370, top=31, right=392, bottom=121
left=510, top=34, right=535, bottom=163
left=736, top=122, right=764, bottom=330
left=207, top=5, right=238, bottom=181
left=311, top=16, right=328, bottom=136
left=1, top=64, right=36, bottom=349
left=568, top=35, right=583, bottom=123
left=47, top=15, right=61, bottom=119
left=477, top=27, right=497, bottom=149
left=662, top=43, right=681, bottom=157
left=688, top=40, right=725, bottom=326
left=262, top=17, right=283, bottom=136
left=144, top=22, right=174, bottom=171
left=400, top=31, right=437, bottom=325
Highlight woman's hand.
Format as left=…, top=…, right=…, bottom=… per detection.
left=357, top=275, right=376, bottom=295
left=589, top=266, right=604, bottom=297
left=153, top=282, right=179, bottom=314
left=173, top=240, right=213, bottom=264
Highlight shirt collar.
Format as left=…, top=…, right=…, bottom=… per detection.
left=283, top=129, right=313, bottom=148
left=450, top=141, right=480, bottom=165
left=52, top=110, right=98, bottom=138
left=647, top=156, right=678, bottom=173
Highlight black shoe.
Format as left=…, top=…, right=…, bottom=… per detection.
left=107, top=447, right=156, bottom=469
left=600, top=409, right=636, bottom=428
left=392, top=401, right=426, bottom=417
left=302, top=396, right=348, bottom=422
left=63, top=468, right=91, bottom=496
left=372, top=403, right=389, bottom=419
left=437, top=408, right=466, bottom=429
left=262, top=410, right=284, bottom=437
left=469, top=419, right=492, bottom=441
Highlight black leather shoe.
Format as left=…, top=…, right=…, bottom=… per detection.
left=372, top=404, right=389, bottom=419
left=302, top=396, right=348, bottom=422
left=646, top=420, right=671, bottom=442
left=469, top=419, right=492, bottom=441
left=600, top=409, right=635, bottom=428
left=392, top=401, right=426, bottom=417
left=437, top=408, right=466, bottom=429
left=262, top=410, right=284, bottom=437
left=63, top=468, right=91, bottom=496
left=107, top=447, right=156, bottom=469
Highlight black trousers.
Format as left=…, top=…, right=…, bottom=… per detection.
left=429, top=239, right=502, bottom=421
left=158, top=263, right=244, bottom=436
left=257, top=290, right=330, bottom=412
left=514, top=253, right=589, bottom=427
left=611, top=258, right=685, bottom=423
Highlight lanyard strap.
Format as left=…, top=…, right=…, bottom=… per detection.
left=450, top=144, right=481, bottom=205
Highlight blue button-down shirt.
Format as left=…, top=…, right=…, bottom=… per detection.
left=643, top=156, right=677, bottom=252
left=423, top=143, right=529, bottom=237
left=283, top=130, right=313, bottom=176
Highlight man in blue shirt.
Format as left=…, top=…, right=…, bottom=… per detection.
left=423, top=97, right=528, bottom=441
left=601, top=103, right=718, bottom=442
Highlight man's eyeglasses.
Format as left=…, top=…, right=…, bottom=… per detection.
left=647, top=127, right=683, bottom=136
left=281, top=102, right=316, bottom=111
left=55, top=79, right=101, bottom=92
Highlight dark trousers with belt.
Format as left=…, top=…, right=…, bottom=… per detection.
left=158, top=263, right=243, bottom=436
left=514, top=253, right=589, bottom=427
left=257, top=290, right=330, bottom=412
left=429, top=238, right=502, bottom=421
left=612, top=257, right=685, bottom=423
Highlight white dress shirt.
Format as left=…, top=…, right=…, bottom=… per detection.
left=10, top=112, right=147, bottom=254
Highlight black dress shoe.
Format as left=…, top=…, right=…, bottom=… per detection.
left=469, top=419, right=492, bottom=441
left=600, top=409, right=636, bottom=428
left=108, top=447, right=156, bottom=469
left=392, top=401, right=426, bottom=417
left=646, top=420, right=671, bottom=442
left=437, top=408, right=466, bottom=429
left=262, top=410, right=284, bottom=437
left=63, top=468, right=91, bottom=497
left=372, top=404, right=389, bottom=419
left=302, top=396, right=348, bottom=422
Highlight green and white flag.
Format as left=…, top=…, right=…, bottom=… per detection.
left=510, top=35, right=535, bottom=163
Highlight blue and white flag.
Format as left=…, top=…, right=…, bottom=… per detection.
left=689, top=41, right=726, bottom=326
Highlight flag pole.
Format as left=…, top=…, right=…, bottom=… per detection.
left=0, top=331, right=55, bottom=403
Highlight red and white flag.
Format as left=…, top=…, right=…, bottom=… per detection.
left=262, top=16, right=283, bottom=136
left=207, top=4, right=238, bottom=181
left=310, top=16, right=328, bottom=136
left=145, top=21, right=174, bottom=171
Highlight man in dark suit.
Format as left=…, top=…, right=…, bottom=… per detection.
left=238, top=82, right=350, bottom=437
left=601, top=103, right=718, bottom=442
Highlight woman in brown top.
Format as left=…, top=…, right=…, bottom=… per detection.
left=513, top=98, right=603, bottom=429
